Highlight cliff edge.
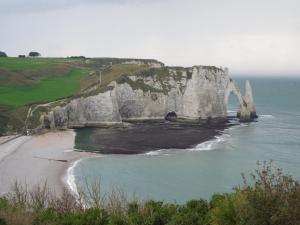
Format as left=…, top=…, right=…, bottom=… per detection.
left=41, top=64, right=256, bottom=130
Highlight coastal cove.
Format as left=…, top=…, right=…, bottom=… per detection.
left=0, top=77, right=299, bottom=204
left=70, top=77, right=300, bottom=203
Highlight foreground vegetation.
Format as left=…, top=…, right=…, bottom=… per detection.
left=0, top=162, right=299, bottom=225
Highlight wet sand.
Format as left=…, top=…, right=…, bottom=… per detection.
left=0, top=130, right=95, bottom=196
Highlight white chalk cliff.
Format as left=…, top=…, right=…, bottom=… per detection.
left=43, top=65, right=256, bottom=129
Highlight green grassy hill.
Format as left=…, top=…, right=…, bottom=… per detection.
left=0, top=57, right=161, bottom=135
left=0, top=57, right=89, bottom=105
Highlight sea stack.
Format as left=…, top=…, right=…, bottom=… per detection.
left=244, top=80, right=257, bottom=119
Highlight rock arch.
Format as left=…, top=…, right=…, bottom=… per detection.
left=225, top=79, right=257, bottom=122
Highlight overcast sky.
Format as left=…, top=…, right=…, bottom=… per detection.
left=0, top=0, right=299, bottom=76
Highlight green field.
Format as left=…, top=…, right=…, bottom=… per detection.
left=0, top=57, right=91, bottom=134
left=0, top=68, right=88, bottom=106
left=0, top=57, right=77, bottom=71
left=0, top=57, right=159, bottom=134
left=0, top=57, right=90, bottom=106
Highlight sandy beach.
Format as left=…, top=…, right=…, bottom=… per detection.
left=0, top=130, right=95, bottom=196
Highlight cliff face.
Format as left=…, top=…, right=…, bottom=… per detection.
left=43, top=65, right=256, bottom=129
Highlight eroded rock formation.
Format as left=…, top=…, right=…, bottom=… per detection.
left=225, top=79, right=257, bottom=121
left=42, top=65, right=256, bottom=129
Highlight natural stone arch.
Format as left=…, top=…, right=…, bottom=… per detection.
left=225, top=79, right=257, bottom=122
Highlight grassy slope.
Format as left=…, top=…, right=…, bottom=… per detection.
left=0, top=57, right=90, bottom=134
left=0, top=57, right=155, bottom=134
left=0, top=57, right=67, bottom=71
left=0, top=68, right=88, bottom=106
left=0, top=57, right=89, bottom=106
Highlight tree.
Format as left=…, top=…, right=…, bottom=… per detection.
left=0, top=51, right=7, bottom=57
left=28, top=52, right=41, bottom=57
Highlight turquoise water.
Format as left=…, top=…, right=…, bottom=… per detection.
left=72, top=77, right=300, bottom=203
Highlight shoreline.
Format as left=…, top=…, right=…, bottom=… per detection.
left=0, top=130, right=98, bottom=196
left=74, top=120, right=231, bottom=154
left=0, top=120, right=235, bottom=196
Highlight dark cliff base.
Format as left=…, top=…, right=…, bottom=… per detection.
left=74, top=119, right=234, bottom=154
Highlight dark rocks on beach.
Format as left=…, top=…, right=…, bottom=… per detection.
left=250, top=112, right=258, bottom=119
left=74, top=121, right=230, bottom=154
left=237, top=111, right=258, bottom=120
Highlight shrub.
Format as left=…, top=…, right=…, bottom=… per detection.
left=167, top=200, right=209, bottom=225
left=0, top=51, right=7, bottom=57
left=0, top=161, right=299, bottom=225
left=33, top=208, right=59, bottom=225
left=209, top=194, right=240, bottom=225
left=237, top=161, right=300, bottom=225
left=209, top=161, right=300, bottom=225
left=53, top=208, right=108, bottom=225
left=28, top=52, right=41, bottom=57
left=108, top=214, right=128, bottom=225
left=127, top=200, right=177, bottom=225
left=0, top=218, right=7, bottom=225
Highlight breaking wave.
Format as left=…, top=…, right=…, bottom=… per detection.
left=189, top=134, right=230, bottom=151
left=144, top=132, right=232, bottom=156
left=66, top=159, right=81, bottom=198
left=144, top=149, right=172, bottom=156
left=260, top=114, right=275, bottom=119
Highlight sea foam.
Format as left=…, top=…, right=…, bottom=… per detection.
left=189, top=134, right=229, bottom=151
left=145, top=149, right=172, bottom=156
left=260, top=114, right=275, bottom=119
left=66, top=159, right=81, bottom=198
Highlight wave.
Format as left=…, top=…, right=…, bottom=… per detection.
left=144, top=149, right=172, bottom=156
left=66, top=159, right=82, bottom=198
left=189, top=134, right=229, bottom=151
left=260, top=114, right=275, bottom=119
left=144, top=132, right=232, bottom=156
left=227, top=110, right=237, bottom=113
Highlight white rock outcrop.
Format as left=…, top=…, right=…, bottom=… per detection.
left=43, top=65, right=256, bottom=128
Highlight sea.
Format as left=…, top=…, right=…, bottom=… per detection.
left=68, top=77, right=300, bottom=203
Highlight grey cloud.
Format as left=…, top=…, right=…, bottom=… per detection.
left=0, top=0, right=299, bottom=75
left=0, top=0, right=158, bottom=14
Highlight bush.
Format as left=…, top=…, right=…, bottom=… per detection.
left=28, top=52, right=41, bottom=57
left=127, top=200, right=177, bottom=225
left=236, top=161, right=300, bottom=225
left=209, top=161, right=300, bottom=225
left=0, top=51, right=7, bottom=57
left=168, top=200, right=209, bottom=225
left=0, top=162, right=299, bottom=225
left=209, top=194, right=240, bottom=225
left=59, top=208, right=109, bottom=225
left=0, top=218, right=7, bottom=225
